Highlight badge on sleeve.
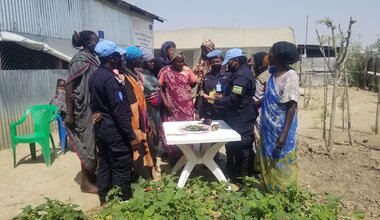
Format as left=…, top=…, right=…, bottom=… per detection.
left=115, top=90, right=124, bottom=102
left=232, top=85, right=243, bottom=95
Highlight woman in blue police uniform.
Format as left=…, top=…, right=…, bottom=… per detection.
left=195, top=50, right=228, bottom=120
left=202, top=48, right=258, bottom=181
left=89, top=40, right=140, bottom=204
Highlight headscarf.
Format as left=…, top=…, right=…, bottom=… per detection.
left=159, top=41, right=176, bottom=66
left=193, top=39, right=215, bottom=79
left=253, top=52, right=269, bottom=75
left=201, top=39, right=215, bottom=52
left=141, top=47, right=155, bottom=61
left=125, top=45, right=143, bottom=62
left=271, top=41, right=299, bottom=65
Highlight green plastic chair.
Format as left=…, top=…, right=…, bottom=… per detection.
left=10, top=104, right=58, bottom=167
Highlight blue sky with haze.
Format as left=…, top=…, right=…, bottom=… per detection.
left=128, top=0, right=378, bottom=46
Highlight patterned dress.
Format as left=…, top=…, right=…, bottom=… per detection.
left=260, top=69, right=299, bottom=192
left=66, top=51, right=99, bottom=173
left=158, top=65, right=197, bottom=163
left=141, top=69, right=161, bottom=165
left=123, top=70, right=157, bottom=180
left=159, top=66, right=197, bottom=122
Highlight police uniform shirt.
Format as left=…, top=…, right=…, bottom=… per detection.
left=196, top=70, right=228, bottom=119
left=214, top=64, right=258, bottom=134
left=89, top=66, right=136, bottom=143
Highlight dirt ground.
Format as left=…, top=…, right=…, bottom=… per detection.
left=0, top=87, right=379, bottom=219
left=297, top=87, right=380, bottom=219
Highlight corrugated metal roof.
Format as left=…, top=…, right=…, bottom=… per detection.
left=0, top=0, right=84, bottom=39
left=0, top=0, right=161, bottom=45
left=118, top=0, right=164, bottom=22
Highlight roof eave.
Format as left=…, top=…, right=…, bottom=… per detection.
left=108, top=0, right=164, bottom=23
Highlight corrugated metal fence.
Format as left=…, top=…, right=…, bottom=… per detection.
left=0, top=69, right=68, bottom=150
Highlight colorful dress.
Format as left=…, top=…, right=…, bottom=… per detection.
left=66, top=51, right=99, bottom=173
left=159, top=66, right=197, bottom=122
left=158, top=65, right=197, bottom=163
left=260, top=69, right=299, bottom=192
left=123, top=69, right=156, bottom=180
left=141, top=69, right=161, bottom=165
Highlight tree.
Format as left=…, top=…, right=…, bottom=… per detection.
left=316, top=17, right=356, bottom=151
left=346, top=42, right=374, bottom=90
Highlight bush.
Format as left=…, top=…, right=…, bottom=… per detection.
left=14, top=176, right=364, bottom=219
left=97, top=175, right=362, bottom=220
left=346, top=41, right=378, bottom=91
left=14, top=198, right=87, bottom=220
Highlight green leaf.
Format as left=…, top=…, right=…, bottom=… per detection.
left=351, top=210, right=365, bottom=220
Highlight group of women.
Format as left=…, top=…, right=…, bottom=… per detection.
left=65, top=30, right=300, bottom=196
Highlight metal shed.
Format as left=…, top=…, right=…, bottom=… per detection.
left=0, top=0, right=162, bottom=150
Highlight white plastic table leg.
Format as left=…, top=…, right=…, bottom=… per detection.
left=176, top=144, right=197, bottom=187
left=177, top=160, right=196, bottom=187
left=203, top=142, right=228, bottom=182
left=172, top=143, right=202, bottom=173
left=193, top=143, right=201, bottom=153
left=175, top=142, right=228, bottom=187
left=171, top=155, right=186, bottom=173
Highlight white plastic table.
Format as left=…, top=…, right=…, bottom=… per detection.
left=163, top=120, right=241, bottom=187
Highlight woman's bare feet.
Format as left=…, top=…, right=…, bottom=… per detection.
left=81, top=183, right=98, bottom=194
left=80, top=164, right=98, bottom=194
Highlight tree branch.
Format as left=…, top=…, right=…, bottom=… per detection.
left=337, top=17, right=356, bottom=66
left=330, top=22, right=338, bottom=60
left=337, top=24, right=344, bottom=62
left=316, top=29, right=333, bottom=73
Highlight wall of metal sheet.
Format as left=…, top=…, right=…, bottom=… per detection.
left=0, top=0, right=154, bottom=46
left=0, top=69, right=68, bottom=150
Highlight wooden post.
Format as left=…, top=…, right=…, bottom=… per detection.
left=323, top=67, right=328, bottom=140
left=345, top=70, right=353, bottom=144
left=376, top=73, right=380, bottom=135
left=328, top=70, right=339, bottom=149
left=342, top=88, right=345, bottom=131
left=371, top=54, right=380, bottom=135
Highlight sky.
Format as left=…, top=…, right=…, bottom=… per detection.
left=128, top=0, right=378, bottom=47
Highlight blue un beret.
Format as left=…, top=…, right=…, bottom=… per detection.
left=207, top=49, right=223, bottom=59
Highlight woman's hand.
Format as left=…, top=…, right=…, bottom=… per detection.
left=117, top=74, right=125, bottom=81
left=70, top=93, right=76, bottom=101
left=275, top=134, right=287, bottom=149
left=165, top=103, right=175, bottom=115
left=92, top=112, right=103, bottom=124
left=201, top=91, right=218, bottom=101
left=200, top=90, right=208, bottom=98
left=65, top=114, right=75, bottom=129
left=194, top=113, right=200, bottom=121
left=130, top=138, right=142, bottom=151
left=276, top=101, right=297, bottom=150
